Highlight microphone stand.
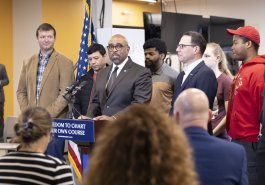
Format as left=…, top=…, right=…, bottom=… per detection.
left=63, top=87, right=83, bottom=119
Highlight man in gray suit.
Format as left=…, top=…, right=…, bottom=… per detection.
left=0, top=64, right=9, bottom=140
left=86, top=34, right=152, bottom=121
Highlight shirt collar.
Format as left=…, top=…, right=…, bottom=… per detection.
left=153, top=62, right=165, bottom=75
left=39, top=49, right=54, bottom=60
left=111, top=57, right=128, bottom=72
left=183, top=58, right=203, bottom=75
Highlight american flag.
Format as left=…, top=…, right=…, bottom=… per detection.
left=69, top=1, right=96, bottom=182
left=76, top=0, right=97, bottom=80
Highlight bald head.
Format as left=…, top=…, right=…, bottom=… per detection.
left=109, top=34, right=129, bottom=45
left=173, top=88, right=211, bottom=130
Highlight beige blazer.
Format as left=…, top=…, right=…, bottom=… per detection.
left=17, top=50, right=75, bottom=118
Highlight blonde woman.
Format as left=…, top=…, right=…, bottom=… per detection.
left=203, top=42, right=233, bottom=139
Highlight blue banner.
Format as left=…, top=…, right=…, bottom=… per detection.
left=52, top=119, right=95, bottom=142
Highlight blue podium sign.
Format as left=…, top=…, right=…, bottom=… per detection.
left=52, top=119, right=95, bottom=142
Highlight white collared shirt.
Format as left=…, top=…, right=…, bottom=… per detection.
left=110, top=57, right=129, bottom=77
left=182, top=58, right=203, bottom=84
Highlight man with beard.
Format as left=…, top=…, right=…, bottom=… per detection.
left=143, top=38, right=178, bottom=114
left=86, top=34, right=152, bottom=121
left=226, top=26, right=265, bottom=185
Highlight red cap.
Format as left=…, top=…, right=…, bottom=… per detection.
left=226, top=26, right=260, bottom=46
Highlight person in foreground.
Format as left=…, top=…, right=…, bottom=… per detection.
left=173, top=88, right=248, bottom=185
left=0, top=107, right=74, bottom=185
left=83, top=104, right=198, bottom=185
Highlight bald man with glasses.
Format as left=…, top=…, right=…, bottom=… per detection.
left=169, top=31, right=217, bottom=134
left=85, top=34, right=152, bottom=121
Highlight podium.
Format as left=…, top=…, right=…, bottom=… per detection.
left=52, top=118, right=107, bottom=172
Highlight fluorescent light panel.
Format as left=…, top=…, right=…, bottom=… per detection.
left=138, top=0, right=157, bottom=3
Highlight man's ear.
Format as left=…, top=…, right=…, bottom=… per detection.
left=245, top=40, right=253, bottom=49
left=194, top=46, right=199, bottom=54
left=160, top=53, right=166, bottom=61
left=174, top=111, right=180, bottom=124
left=208, top=109, right=212, bottom=123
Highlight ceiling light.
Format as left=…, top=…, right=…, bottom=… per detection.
left=138, top=0, right=157, bottom=3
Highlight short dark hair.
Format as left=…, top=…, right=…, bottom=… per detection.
left=143, top=38, right=167, bottom=56
left=87, top=43, right=106, bottom=56
left=239, top=35, right=259, bottom=52
left=183, top=31, right=207, bottom=54
left=36, top=23, right=56, bottom=38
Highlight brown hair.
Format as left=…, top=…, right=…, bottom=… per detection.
left=13, top=107, right=52, bottom=146
left=183, top=31, right=207, bottom=54
left=84, top=104, right=198, bottom=185
left=207, top=42, right=233, bottom=77
left=36, top=23, right=56, bottom=38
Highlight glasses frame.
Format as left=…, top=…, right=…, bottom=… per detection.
left=177, top=44, right=196, bottom=49
left=107, top=44, right=125, bottom=51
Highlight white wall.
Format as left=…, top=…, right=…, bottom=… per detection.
left=164, top=0, right=265, bottom=53
left=13, top=0, right=41, bottom=116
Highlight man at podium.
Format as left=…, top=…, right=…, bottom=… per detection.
left=84, top=34, right=152, bottom=121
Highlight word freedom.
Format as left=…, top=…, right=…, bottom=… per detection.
left=52, top=122, right=86, bottom=135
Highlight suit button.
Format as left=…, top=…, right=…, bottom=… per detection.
left=107, top=106, right=109, bottom=108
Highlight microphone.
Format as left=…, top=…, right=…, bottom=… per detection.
left=71, top=81, right=88, bottom=95
left=63, top=80, right=88, bottom=100
left=65, top=80, right=81, bottom=94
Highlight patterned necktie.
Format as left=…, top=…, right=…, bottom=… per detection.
left=107, top=66, right=119, bottom=95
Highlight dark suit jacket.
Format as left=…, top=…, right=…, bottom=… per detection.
left=87, top=58, right=152, bottom=117
left=185, top=127, right=248, bottom=185
left=0, top=64, right=9, bottom=103
left=170, top=61, right=217, bottom=115
left=73, top=69, right=94, bottom=118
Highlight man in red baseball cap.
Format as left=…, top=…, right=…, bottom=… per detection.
left=226, top=25, right=265, bottom=185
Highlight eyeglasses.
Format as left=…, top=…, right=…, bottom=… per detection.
left=107, top=44, right=124, bottom=51
left=177, top=44, right=196, bottom=49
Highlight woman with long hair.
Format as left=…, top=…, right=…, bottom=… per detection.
left=203, top=42, right=233, bottom=139
left=83, top=104, right=198, bottom=185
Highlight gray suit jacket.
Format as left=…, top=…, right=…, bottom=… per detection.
left=87, top=58, right=152, bottom=117
left=0, top=64, right=9, bottom=102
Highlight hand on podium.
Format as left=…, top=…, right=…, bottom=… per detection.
left=93, top=115, right=116, bottom=121
left=78, top=115, right=91, bottom=120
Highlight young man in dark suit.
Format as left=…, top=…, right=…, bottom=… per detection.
left=85, top=34, right=152, bottom=121
left=174, top=88, right=248, bottom=185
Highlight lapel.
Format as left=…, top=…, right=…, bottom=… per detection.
left=101, top=65, right=112, bottom=101
left=39, top=51, right=57, bottom=95
left=180, top=61, right=205, bottom=91
left=106, top=59, right=133, bottom=99
left=31, top=54, right=39, bottom=98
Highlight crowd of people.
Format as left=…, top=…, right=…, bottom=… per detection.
left=0, top=22, right=264, bottom=185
